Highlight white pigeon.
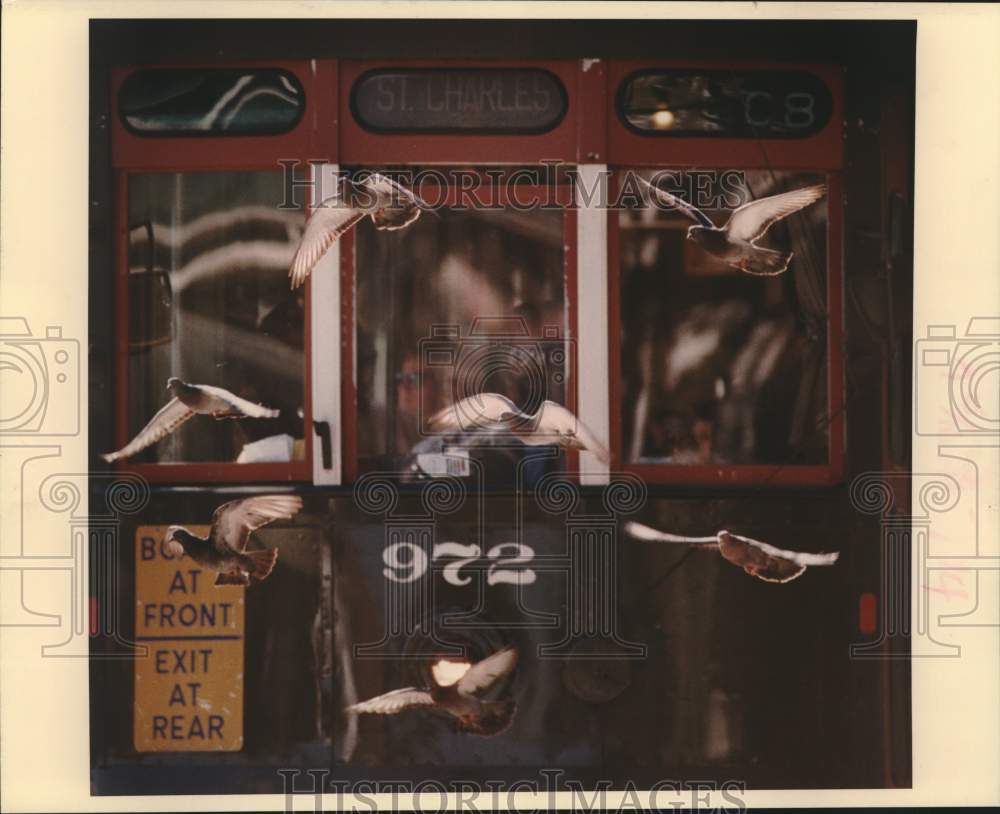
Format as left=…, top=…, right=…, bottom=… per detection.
left=101, top=377, right=280, bottom=463
left=625, top=521, right=840, bottom=584
left=288, top=172, right=428, bottom=288
left=637, top=176, right=826, bottom=276
left=428, top=393, right=610, bottom=464
left=345, top=646, right=518, bottom=736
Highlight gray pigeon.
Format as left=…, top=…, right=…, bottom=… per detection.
left=101, top=377, right=280, bottom=462
left=428, top=393, right=610, bottom=464
left=625, top=521, right=840, bottom=583
left=638, top=176, right=826, bottom=276
left=163, top=494, right=302, bottom=586
left=288, top=172, right=429, bottom=288
left=345, top=646, right=518, bottom=736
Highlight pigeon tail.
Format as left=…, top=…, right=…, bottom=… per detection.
left=215, top=572, right=251, bottom=587
left=100, top=451, right=120, bottom=464
left=738, top=247, right=793, bottom=276
left=245, top=548, right=278, bottom=580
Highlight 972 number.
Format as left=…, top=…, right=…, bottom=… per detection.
left=383, top=542, right=537, bottom=587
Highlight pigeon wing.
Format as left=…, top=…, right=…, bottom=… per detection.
left=210, top=494, right=303, bottom=554
left=288, top=199, right=365, bottom=289
left=101, top=398, right=194, bottom=462
left=429, top=393, right=519, bottom=433
left=637, top=176, right=715, bottom=228
left=457, top=646, right=518, bottom=697
left=724, top=184, right=826, bottom=243
left=345, top=688, right=435, bottom=715
left=536, top=401, right=610, bottom=464
left=623, top=521, right=719, bottom=546
left=194, top=384, right=281, bottom=419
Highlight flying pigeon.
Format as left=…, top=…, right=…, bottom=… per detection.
left=288, top=172, right=429, bottom=288
left=637, top=176, right=826, bottom=276
left=346, top=645, right=518, bottom=736
left=428, top=393, right=610, bottom=463
left=163, top=494, right=303, bottom=586
left=101, top=377, right=280, bottom=463
left=625, top=521, right=839, bottom=583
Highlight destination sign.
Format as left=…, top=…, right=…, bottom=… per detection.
left=351, top=69, right=567, bottom=133
left=619, top=70, right=834, bottom=138
left=133, top=526, right=245, bottom=752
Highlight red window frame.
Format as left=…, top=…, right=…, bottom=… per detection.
left=108, top=61, right=329, bottom=482
left=337, top=59, right=588, bottom=481
left=338, top=181, right=579, bottom=483
left=605, top=61, right=846, bottom=486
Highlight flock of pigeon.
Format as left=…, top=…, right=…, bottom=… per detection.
left=108, top=172, right=834, bottom=734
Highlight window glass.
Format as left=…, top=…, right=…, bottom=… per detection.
left=354, top=177, right=568, bottom=483
left=126, top=171, right=306, bottom=464
left=119, top=69, right=305, bottom=136
left=617, top=168, right=829, bottom=466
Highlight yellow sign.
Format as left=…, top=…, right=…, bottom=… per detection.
left=133, top=526, right=245, bottom=752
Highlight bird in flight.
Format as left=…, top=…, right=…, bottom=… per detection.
left=288, top=172, right=429, bottom=288
left=625, top=521, right=839, bottom=583
left=428, top=393, right=610, bottom=464
left=346, top=645, right=518, bottom=736
left=637, top=176, right=826, bottom=276
left=163, top=494, right=303, bottom=586
left=101, top=378, right=280, bottom=463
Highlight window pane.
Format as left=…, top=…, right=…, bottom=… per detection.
left=618, top=169, right=829, bottom=466
left=355, top=182, right=568, bottom=483
left=119, top=69, right=305, bottom=135
left=126, top=171, right=306, bottom=464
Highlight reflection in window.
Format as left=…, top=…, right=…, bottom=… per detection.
left=126, top=172, right=306, bottom=464
left=355, top=190, right=568, bottom=481
left=618, top=169, right=829, bottom=466
left=119, top=69, right=305, bottom=135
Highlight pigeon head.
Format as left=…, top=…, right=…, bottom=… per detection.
left=162, top=525, right=189, bottom=558
left=166, top=377, right=183, bottom=392
left=686, top=224, right=708, bottom=241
